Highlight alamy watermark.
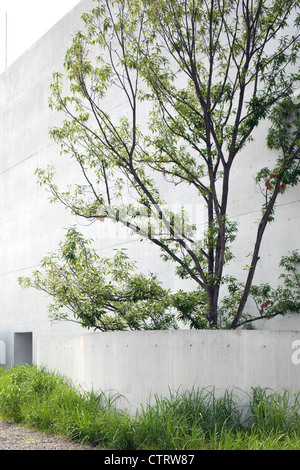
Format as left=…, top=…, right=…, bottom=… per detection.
left=95, top=202, right=205, bottom=242
left=291, top=340, right=300, bottom=365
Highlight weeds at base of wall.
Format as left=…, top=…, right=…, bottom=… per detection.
left=0, top=364, right=299, bottom=450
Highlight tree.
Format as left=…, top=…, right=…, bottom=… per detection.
left=19, top=227, right=177, bottom=331
left=34, top=0, right=299, bottom=329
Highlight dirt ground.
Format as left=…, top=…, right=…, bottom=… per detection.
left=0, top=419, right=98, bottom=450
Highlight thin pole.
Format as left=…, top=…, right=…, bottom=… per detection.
left=5, top=12, right=8, bottom=69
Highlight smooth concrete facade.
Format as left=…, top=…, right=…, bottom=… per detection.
left=0, top=0, right=300, bottom=370
left=0, top=0, right=95, bottom=366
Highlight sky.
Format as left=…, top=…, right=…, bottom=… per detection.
left=0, top=0, right=81, bottom=73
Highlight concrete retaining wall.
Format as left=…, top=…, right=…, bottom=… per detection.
left=37, top=330, right=300, bottom=412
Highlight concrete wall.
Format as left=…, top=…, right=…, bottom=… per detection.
left=37, top=330, right=300, bottom=412
left=0, top=0, right=95, bottom=366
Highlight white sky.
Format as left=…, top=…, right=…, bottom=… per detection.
left=0, top=0, right=81, bottom=72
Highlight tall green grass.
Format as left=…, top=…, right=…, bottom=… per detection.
left=0, top=364, right=299, bottom=450
left=0, top=364, right=134, bottom=449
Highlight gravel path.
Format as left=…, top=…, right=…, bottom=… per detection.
left=0, top=419, right=98, bottom=450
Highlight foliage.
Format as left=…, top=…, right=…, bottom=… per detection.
left=0, top=365, right=300, bottom=450
left=35, top=0, right=300, bottom=329
left=250, top=250, right=300, bottom=317
left=19, top=227, right=177, bottom=331
left=19, top=229, right=300, bottom=330
left=256, top=96, right=300, bottom=222
left=218, top=250, right=300, bottom=328
left=0, top=364, right=133, bottom=449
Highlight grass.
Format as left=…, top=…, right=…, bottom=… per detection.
left=0, top=364, right=299, bottom=450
